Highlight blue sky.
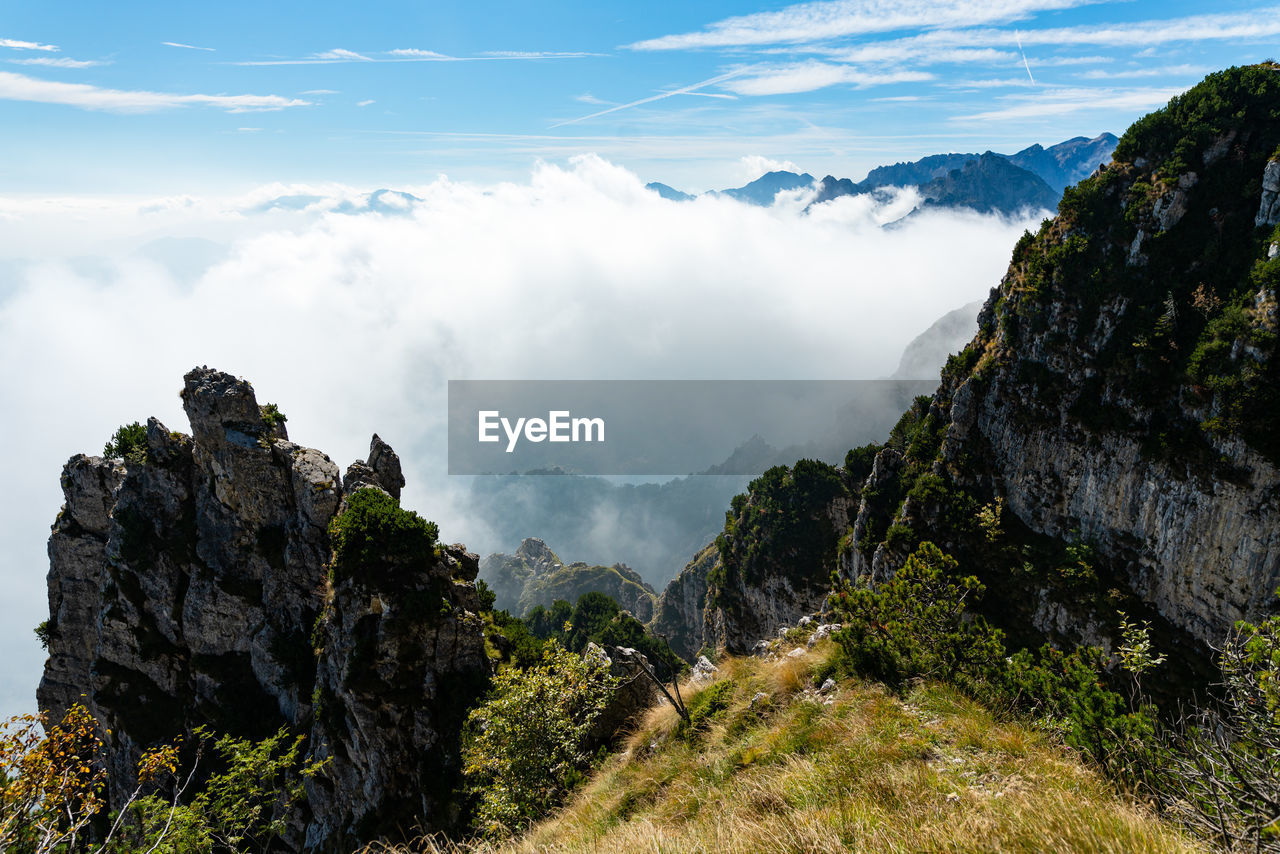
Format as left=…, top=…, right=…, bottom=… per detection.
left=3, top=0, right=1279, bottom=193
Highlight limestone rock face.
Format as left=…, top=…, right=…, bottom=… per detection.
left=649, top=544, right=717, bottom=661
left=38, top=367, right=488, bottom=852
left=844, top=75, right=1280, bottom=668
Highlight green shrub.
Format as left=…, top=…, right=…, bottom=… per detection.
left=463, top=640, right=617, bottom=837
left=327, top=489, right=439, bottom=587
left=33, top=621, right=49, bottom=651
left=829, top=542, right=1005, bottom=690
left=258, top=403, right=287, bottom=431
left=103, top=422, right=148, bottom=463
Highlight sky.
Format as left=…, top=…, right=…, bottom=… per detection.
left=1, top=0, right=1278, bottom=193
left=1, top=0, right=1278, bottom=720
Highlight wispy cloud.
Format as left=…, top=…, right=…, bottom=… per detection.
left=478, top=50, right=603, bottom=59
left=1079, top=63, right=1208, bottom=79
left=163, top=41, right=215, bottom=52
left=825, top=44, right=1015, bottom=65
left=551, top=70, right=744, bottom=128
left=723, top=62, right=933, bottom=96
left=955, top=85, right=1183, bottom=121
left=625, top=0, right=1102, bottom=50
left=0, top=38, right=58, bottom=52
left=356, top=99, right=375, bottom=107
left=0, top=71, right=311, bottom=113
left=849, top=9, right=1280, bottom=55
left=301, top=89, right=340, bottom=95
left=946, top=77, right=1037, bottom=88
left=388, top=48, right=454, bottom=59
left=236, top=48, right=599, bottom=66
left=8, top=57, right=108, bottom=69
left=575, top=92, right=612, bottom=105
left=316, top=48, right=373, bottom=61
left=1032, top=54, right=1112, bottom=66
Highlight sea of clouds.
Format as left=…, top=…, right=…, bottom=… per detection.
left=0, top=154, right=1043, bottom=719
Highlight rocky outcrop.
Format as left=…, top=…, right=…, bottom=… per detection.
left=701, top=462, right=853, bottom=655
left=582, top=644, right=665, bottom=749
left=38, top=367, right=488, bottom=851
left=478, top=538, right=657, bottom=622
left=1257, top=157, right=1280, bottom=227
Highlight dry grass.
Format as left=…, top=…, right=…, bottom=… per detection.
left=371, top=643, right=1205, bottom=854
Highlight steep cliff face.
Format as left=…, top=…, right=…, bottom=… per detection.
left=648, top=543, right=716, bottom=660
left=38, top=367, right=488, bottom=851
left=659, top=67, right=1280, bottom=670
left=846, top=65, right=1280, bottom=664
left=478, top=538, right=657, bottom=622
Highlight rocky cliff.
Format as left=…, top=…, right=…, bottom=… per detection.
left=479, top=538, right=657, bottom=622
left=656, top=66, right=1280, bottom=674
left=38, top=367, right=489, bottom=851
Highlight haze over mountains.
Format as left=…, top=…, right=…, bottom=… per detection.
left=649, top=133, right=1118, bottom=217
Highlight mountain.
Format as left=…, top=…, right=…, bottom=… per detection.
left=644, top=181, right=694, bottom=201
left=1008, top=133, right=1119, bottom=194
left=856, top=152, right=981, bottom=192
left=918, top=152, right=1060, bottom=216
left=713, top=170, right=815, bottom=205
left=479, top=538, right=658, bottom=621
left=654, top=65, right=1280, bottom=677
left=654, top=133, right=1118, bottom=216
left=38, top=368, right=490, bottom=850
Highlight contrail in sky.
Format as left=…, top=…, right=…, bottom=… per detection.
left=551, top=70, right=743, bottom=128
left=1016, top=31, right=1036, bottom=85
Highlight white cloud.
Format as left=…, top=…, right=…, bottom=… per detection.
left=315, top=48, right=373, bottom=61
left=356, top=99, right=375, bottom=107
left=945, top=77, right=1037, bottom=88
left=388, top=48, right=454, bottom=58
left=302, top=88, right=340, bottom=95
left=0, top=157, right=1039, bottom=719
left=0, top=71, right=312, bottom=113
left=575, top=92, right=611, bottom=105
left=827, top=45, right=1015, bottom=65
left=956, top=85, right=1184, bottom=121
left=722, top=62, right=933, bottom=96
left=240, top=48, right=598, bottom=65
left=846, top=9, right=1280, bottom=55
left=0, top=38, right=57, bottom=51
left=1079, top=63, right=1208, bottom=79
left=1031, top=55, right=1112, bottom=66
left=162, top=41, right=215, bottom=51
left=478, top=50, right=602, bottom=58
left=8, top=57, right=108, bottom=69
left=625, top=0, right=1102, bottom=50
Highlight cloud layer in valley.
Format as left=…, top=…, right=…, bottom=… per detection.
left=0, top=155, right=1042, bottom=719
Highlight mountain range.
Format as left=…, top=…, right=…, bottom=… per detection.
left=649, top=133, right=1118, bottom=217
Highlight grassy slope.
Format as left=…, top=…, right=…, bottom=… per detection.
left=412, top=642, right=1200, bottom=854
